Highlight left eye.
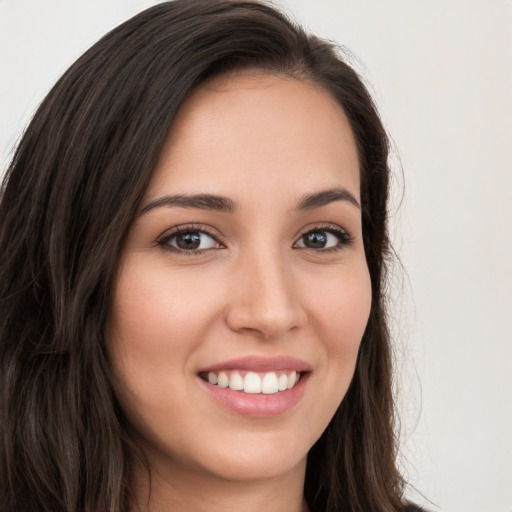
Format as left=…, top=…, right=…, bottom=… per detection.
left=294, top=229, right=348, bottom=250
left=162, top=230, right=221, bottom=252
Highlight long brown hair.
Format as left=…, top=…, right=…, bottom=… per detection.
left=0, top=1, right=405, bottom=510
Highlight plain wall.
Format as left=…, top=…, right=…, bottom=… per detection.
left=1, top=1, right=511, bottom=511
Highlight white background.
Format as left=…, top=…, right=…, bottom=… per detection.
left=1, top=1, right=511, bottom=511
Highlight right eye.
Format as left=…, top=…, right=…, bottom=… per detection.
left=157, top=227, right=224, bottom=254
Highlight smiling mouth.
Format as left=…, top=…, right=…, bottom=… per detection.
left=199, top=370, right=302, bottom=394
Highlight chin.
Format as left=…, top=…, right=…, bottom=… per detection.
left=172, top=428, right=311, bottom=483
left=203, top=450, right=307, bottom=483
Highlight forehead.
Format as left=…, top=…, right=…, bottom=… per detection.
left=146, top=72, right=360, bottom=202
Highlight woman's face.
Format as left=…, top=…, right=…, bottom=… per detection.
left=107, top=73, right=371, bottom=484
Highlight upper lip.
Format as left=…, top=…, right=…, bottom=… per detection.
left=198, top=355, right=311, bottom=373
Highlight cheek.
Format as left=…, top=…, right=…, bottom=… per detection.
left=290, top=261, right=371, bottom=447
left=106, top=261, right=208, bottom=415
left=105, top=260, right=221, bottom=438
left=108, top=260, right=220, bottom=359
left=308, top=261, right=372, bottom=348
left=308, top=262, right=372, bottom=396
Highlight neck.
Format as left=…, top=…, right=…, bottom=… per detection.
left=130, top=455, right=308, bottom=512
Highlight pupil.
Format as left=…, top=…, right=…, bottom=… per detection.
left=304, top=231, right=327, bottom=248
left=176, top=233, right=201, bottom=250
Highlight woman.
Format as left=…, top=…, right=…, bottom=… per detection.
left=0, top=1, right=418, bottom=511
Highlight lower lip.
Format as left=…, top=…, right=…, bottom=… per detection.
left=198, top=373, right=309, bottom=417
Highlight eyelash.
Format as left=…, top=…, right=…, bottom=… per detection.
left=156, top=224, right=225, bottom=255
left=156, top=223, right=353, bottom=255
left=297, top=224, right=354, bottom=252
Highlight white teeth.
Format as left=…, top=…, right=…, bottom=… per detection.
left=205, top=369, right=303, bottom=394
left=261, top=372, right=279, bottom=394
left=228, top=372, right=244, bottom=391
left=243, top=372, right=262, bottom=393
left=287, top=370, right=297, bottom=389
left=277, top=373, right=288, bottom=391
left=217, top=371, right=229, bottom=388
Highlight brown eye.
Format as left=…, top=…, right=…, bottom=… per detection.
left=159, top=229, right=222, bottom=252
left=294, top=227, right=352, bottom=250
left=302, top=231, right=329, bottom=249
left=174, top=232, right=202, bottom=250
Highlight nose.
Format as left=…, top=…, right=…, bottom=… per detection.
left=225, top=249, right=307, bottom=340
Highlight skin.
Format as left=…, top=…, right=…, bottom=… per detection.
left=107, top=72, right=372, bottom=512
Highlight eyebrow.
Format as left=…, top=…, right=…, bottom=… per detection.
left=139, top=186, right=360, bottom=216
left=296, top=187, right=361, bottom=210
left=139, top=194, right=236, bottom=216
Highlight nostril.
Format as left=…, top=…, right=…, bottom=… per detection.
left=225, top=301, right=306, bottom=341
